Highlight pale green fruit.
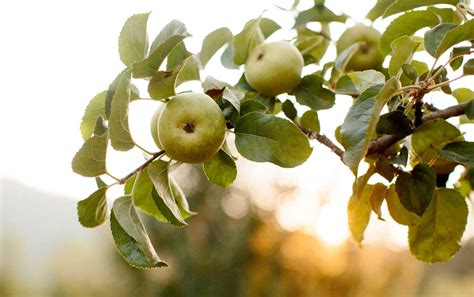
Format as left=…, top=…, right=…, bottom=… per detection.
left=158, top=92, right=226, bottom=163
left=150, top=103, right=165, bottom=149
left=336, top=24, right=384, bottom=72
left=244, top=41, right=304, bottom=96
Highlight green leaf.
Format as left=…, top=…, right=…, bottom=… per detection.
left=396, top=164, right=436, bottom=216
left=235, top=112, right=312, bottom=168
left=383, top=0, right=460, bottom=18
left=409, top=60, right=429, bottom=78
left=259, top=18, right=281, bottom=39
left=452, top=88, right=474, bottom=103
left=290, top=75, right=335, bottom=111
left=240, top=100, right=267, bottom=115
left=435, top=19, right=474, bottom=58
left=132, top=170, right=167, bottom=223
left=424, top=23, right=458, bottom=57
left=463, top=59, right=474, bottom=75
left=380, top=8, right=461, bottom=54
left=367, top=0, right=394, bottom=21
left=282, top=100, right=297, bottom=120
left=402, top=64, right=418, bottom=81
left=375, top=156, right=396, bottom=181
left=105, top=69, right=138, bottom=119
left=175, top=57, right=201, bottom=86
left=376, top=110, right=413, bottom=137
left=113, top=196, right=147, bottom=243
left=95, top=177, right=107, bottom=189
left=197, top=27, right=233, bottom=68
left=386, top=185, right=421, bottom=226
left=334, top=75, right=357, bottom=95
left=409, top=188, right=468, bottom=263
left=455, top=167, right=474, bottom=197
left=233, top=18, right=264, bottom=65
left=348, top=184, right=373, bottom=244
left=232, top=17, right=279, bottom=66
left=437, top=141, right=474, bottom=166
left=450, top=46, right=470, bottom=71
left=389, top=36, right=420, bottom=78
left=77, top=187, right=108, bottom=228
left=149, top=20, right=188, bottom=57
left=220, top=44, right=239, bottom=69
left=341, top=78, right=400, bottom=174
left=147, top=160, right=186, bottom=226
left=93, top=117, right=107, bottom=137
left=300, top=110, right=320, bottom=132
left=334, top=43, right=359, bottom=72
left=390, top=146, right=409, bottom=166
left=369, top=183, right=388, bottom=220
left=111, top=197, right=167, bottom=268
left=109, top=68, right=134, bottom=151
left=166, top=41, right=191, bottom=71
left=71, top=132, right=108, bottom=177
left=118, top=12, right=150, bottom=66
left=203, top=150, right=237, bottom=188
left=202, top=76, right=230, bottom=92
left=348, top=70, right=386, bottom=93
left=132, top=169, right=194, bottom=222
left=411, top=119, right=461, bottom=157
left=295, top=27, right=330, bottom=65
left=148, top=56, right=200, bottom=100
left=171, top=179, right=195, bottom=219
left=133, top=20, right=190, bottom=78
left=222, top=87, right=243, bottom=112
left=124, top=174, right=136, bottom=195
left=80, top=91, right=107, bottom=140
left=294, top=5, right=347, bottom=28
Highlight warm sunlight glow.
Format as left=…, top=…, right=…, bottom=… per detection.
left=315, top=204, right=349, bottom=246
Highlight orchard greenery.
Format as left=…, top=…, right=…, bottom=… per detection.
left=72, top=0, right=474, bottom=268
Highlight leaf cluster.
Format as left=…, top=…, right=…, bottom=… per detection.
left=72, top=0, right=474, bottom=268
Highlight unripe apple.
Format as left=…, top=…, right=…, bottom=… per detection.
left=244, top=41, right=304, bottom=96
left=336, top=24, right=384, bottom=72
left=150, top=103, right=165, bottom=149
left=158, top=92, right=226, bottom=163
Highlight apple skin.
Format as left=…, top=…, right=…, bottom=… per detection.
left=244, top=41, right=304, bottom=96
left=150, top=103, right=165, bottom=149
left=158, top=92, right=226, bottom=164
left=336, top=24, right=384, bottom=72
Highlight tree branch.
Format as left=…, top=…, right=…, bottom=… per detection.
left=117, top=150, right=166, bottom=184
left=366, top=102, right=468, bottom=156
left=300, top=127, right=344, bottom=161
left=423, top=102, right=468, bottom=121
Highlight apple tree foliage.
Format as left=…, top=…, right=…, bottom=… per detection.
left=72, top=0, right=474, bottom=268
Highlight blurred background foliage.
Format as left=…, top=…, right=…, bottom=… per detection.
left=1, top=165, right=473, bottom=297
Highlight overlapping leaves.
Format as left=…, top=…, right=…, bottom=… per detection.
left=111, top=196, right=167, bottom=268
left=73, top=5, right=474, bottom=270
left=341, top=78, right=399, bottom=174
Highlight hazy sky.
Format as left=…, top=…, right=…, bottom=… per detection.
left=0, top=0, right=371, bottom=198
left=1, top=0, right=473, bottom=245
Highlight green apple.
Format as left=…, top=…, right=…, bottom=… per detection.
left=244, top=41, right=304, bottom=96
left=150, top=103, right=165, bottom=149
left=158, top=92, right=226, bottom=163
left=336, top=24, right=384, bottom=72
